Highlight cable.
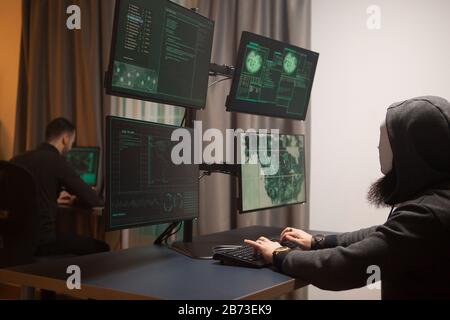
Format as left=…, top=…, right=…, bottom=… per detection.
left=163, top=221, right=183, bottom=244
left=154, top=221, right=179, bottom=245
left=208, top=77, right=232, bottom=89
left=199, top=171, right=212, bottom=180
left=180, top=110, right=187, bottom=127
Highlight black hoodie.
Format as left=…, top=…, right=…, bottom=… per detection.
left=274, top=96, right=450, bottom=299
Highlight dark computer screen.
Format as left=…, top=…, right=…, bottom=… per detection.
left=106, top=116, right=199, bottom=231
left=66, top=147, right=100, bottom=187
left=239, top=133, right=306, bottom=213
left=106, top=0, right=214, bottom=110
left=227, top=32, right=319, bottom=121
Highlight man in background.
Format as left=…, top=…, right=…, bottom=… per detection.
left=12, top=117, right=109, bottom=256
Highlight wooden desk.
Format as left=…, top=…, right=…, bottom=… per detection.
left=0, top=226, right=314, bottom=300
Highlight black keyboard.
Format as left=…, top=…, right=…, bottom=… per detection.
left=212, top=239, right=299, bottom=268
left=213, top=245, right=268, bottom=268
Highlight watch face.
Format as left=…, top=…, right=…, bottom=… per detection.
left=274, top=247, right=290, bottom=254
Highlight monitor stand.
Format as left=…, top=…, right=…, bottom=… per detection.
left=170, top=241, right=218, bottom=259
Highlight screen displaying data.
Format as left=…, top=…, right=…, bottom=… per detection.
left=66, top=147, right=100, bottom=186
left=239, top=133, right=306, bottom=212
left=106, top=116, right=199, bottom=230
left=107, top=0, right=214, bottom=109
left=227, top=32, right=319, bottom=120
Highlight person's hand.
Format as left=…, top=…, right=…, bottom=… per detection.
left=280, top=227, right=313, bottom=250
left=244, top=236, right=282, bottom=264
left=57, top=191, right=77, bottom=206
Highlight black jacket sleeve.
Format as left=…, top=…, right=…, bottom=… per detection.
left=316, top=226, right=379, bottom=249
left=276, top=205, right=438, bottom=291
left=57, top=158, right=102, bottom=207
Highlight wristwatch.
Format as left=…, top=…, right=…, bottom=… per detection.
left=272, top=246, right=291, bottom=258
left=311, top=234, right=325, bottom=250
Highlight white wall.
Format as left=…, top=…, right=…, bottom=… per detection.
left=309, top=0, right=450, bottom=299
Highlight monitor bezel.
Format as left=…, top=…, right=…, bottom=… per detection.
left=105, top=115, right=199, bottom=231
left=105, top=0, right=215, bottom=111
left=237, top=132, right=307, bottom=214
left=67, top=146, right=100, bottom=187
left=226, top=31, right=319, bottom=121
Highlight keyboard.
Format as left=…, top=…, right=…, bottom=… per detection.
left=212, top=239, right=299, bottom=268
left=213, top=245, right=268, bottom=268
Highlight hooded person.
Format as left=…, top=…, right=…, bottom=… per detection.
left=245, top=96, right=450, bottom=299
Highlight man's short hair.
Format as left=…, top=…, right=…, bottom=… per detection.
left=45, top=117, right=76, bottom=141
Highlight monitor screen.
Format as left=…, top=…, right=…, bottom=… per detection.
left=66, top=147, right=100, bottom=187
left=106, top=0, right=214, bottom=110
left=227, top=32, right=319, bottom=121
left=106, top=116, right=199, bottom=231
left=239, top=133, right=306, bottom=213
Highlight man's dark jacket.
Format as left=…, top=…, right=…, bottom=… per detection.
left=274, top=96, right=450, bottom=299
left=11, top=143, right=101, bottom=246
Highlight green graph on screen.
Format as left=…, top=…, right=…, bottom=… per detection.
left=236, top=42, right=314, bottom=117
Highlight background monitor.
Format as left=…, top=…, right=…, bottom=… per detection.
left=106, top=116, right=199, bottom=231
left=66, top=147, right=100, bottom=187
left=239, top=133, right=306, bottom=213
left=106, top=0, right=214, bottom=110
left=227, top=32, right=319, bottom=120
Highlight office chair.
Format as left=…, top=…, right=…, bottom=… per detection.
left=0, top=161, right=75, bottom=299
left=0, top=161, right=37, bottom=269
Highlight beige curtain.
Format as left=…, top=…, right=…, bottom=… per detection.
left=188, top=0, right=312, bottom=299
left=14, top=0, right=118, bottom=248
left=189, top=0, right=312, bottom=239
left=14, top=0, right=114, bottom=191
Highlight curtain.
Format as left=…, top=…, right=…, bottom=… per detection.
left=191, top=0, right=311, bottom=239
left=14, top=0, right=114, bottom=176
left=190, top=0, right=312, bottom=299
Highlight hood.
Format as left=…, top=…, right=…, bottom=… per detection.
left=385, top=96, right=450, bottom=206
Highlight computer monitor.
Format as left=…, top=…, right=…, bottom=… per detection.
left=105, top=116, right=199, bottom=231
left=105, top=0, right=215, bottom=110
left=238, top=133, right=306, bottom=213
left=66, top=147, right=100, bottom=187
left=227, top=32, right=319, bottom=121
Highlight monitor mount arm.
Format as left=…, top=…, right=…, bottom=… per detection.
left=155, top=62, right=236, bottom=252
left=199, top=163, right=238, bottom=177
left=209, top=63, right=235, bottom=78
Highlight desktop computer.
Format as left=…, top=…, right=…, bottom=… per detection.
left=226, top=31, right=319, bottom=120
left=105, top=0, right=215, bottom=110
left=105, top=116, right=199, bottom=231
left=66, top=147, right=100, bottom=187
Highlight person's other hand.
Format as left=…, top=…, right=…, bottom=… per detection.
left=57, top=191, right=77, bottom=206
left=244, top=236, right=282, bottom=264
left=280, top=227, right=313, bottom=250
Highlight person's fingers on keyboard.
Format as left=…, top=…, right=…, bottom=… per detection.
left=280, top=227, right=292, bottom=240
left=285, top=234, right=300, bottom=243
left=281, top=230, right=296, bottom=242
left=244, top=239, right=262, bottom=253
left=285, top=234, right=309, bottom=250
